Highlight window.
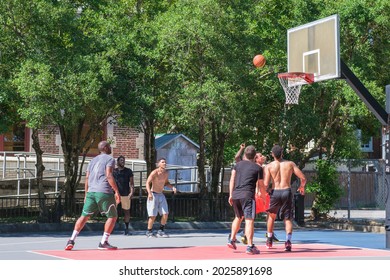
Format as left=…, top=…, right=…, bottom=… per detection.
left=2, top=123, right=27, bottom=151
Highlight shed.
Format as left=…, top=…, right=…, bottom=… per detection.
left=155, top=133, right=199, bottom=192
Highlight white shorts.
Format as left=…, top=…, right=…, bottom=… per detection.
left=147, top=192, right=169, bottom=217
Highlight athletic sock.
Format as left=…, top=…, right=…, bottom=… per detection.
left=286, top=233, right=292, bottom=241
left=267, top=232, right=273, bottom=238
left=70, top=230, right=79, bottom=241
left=160, top=225, right=165, bottom=231
left=101, top=232, right=110, bottom=244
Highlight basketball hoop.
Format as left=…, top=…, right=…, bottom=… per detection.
left=278, top=72, right=314, bottom=104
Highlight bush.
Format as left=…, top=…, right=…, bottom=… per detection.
left=306, top=159, right=343, bottom=220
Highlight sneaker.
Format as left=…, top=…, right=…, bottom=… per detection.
left=157, top=230, right=169, bottom=238
left=240, top=234, right=248, bottom=245
left=124, top=229, right=133, bottom=235
left=98, top=241, right=117, bottom=250
left=266, top=237, right=273, bottom=249
left=246, top=245, right=260, bottom=255
left=146, top=231, right=156, bottom=238
left=65, top=240, right=75, bottom=251
left=284, top=240, right=292, bottom=252
left=265, top=232, right=279, bottom=242
left=227, top=234, right=237, bottom=250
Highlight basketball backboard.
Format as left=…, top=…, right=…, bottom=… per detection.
left=287, top=14, right=340, bottom=83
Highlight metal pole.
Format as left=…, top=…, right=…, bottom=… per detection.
left=347, top=159, right=351, bottom=220
left=2, top=152, right=6, bottom=179
left=385, top=85, right=390, bottom=248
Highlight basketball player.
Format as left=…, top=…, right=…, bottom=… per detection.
left=264, top=144, right=306, bottom=251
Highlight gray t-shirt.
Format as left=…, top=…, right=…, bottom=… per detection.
left=87, top=154, right=115, bottom=194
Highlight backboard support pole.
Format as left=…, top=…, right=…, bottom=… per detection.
left=341, top=60, right=390, bottom=248
left=340, top=59, right=388, bottom=125
left=385, top=85, right=390, bottom=249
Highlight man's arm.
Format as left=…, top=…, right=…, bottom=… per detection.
left=293, top=163, right=306, bottom=195
left=234, top=143, right=245, bottom=163
left=129, top=175, right=135, bottom=197
left=84, top=171, right=89, bottom=202
left=165, top=177, right=177, bottom=194
left=228, top=170, right=236, bottom=206
left=106, top=166, right=120, bottom=204
left=145, top=170, right=155, bottom=199
left=263, top=164, right=271, bottom=187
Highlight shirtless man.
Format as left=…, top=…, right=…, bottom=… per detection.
left=263, top=145, right=306, bottom=251
left=145, top=158, right=177, bottom=237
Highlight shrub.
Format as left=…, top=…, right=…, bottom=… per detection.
left=306, top=159, right=343, bottom=220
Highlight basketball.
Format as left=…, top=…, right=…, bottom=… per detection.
left=253, top=54, right=266, bottom=68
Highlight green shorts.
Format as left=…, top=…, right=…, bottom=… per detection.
left=81, top=192, right=118, bottom=218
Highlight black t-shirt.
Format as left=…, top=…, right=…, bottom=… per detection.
left=232, top=160, right=262, bottom=199
left=113, top=167, right=133, bottom=196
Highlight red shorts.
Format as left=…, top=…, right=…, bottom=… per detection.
left=255, top=193, right=270, bottom=214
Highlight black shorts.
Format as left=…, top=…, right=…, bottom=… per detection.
left=232, top=197, right=256, bottom=219
left=267, top=188, right=293, bottom=220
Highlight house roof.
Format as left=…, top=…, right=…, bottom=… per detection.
left=155, top=133, right=199, bottom=150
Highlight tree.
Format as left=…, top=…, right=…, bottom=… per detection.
left=6, top=1, right=129, bottom=216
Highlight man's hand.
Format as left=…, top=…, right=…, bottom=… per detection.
left=114, top=192, right=120, bottom=204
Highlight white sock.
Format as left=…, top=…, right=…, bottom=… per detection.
left=70, top=230, right=79, bottom=241
left=101, top=232, right=110, bottom=244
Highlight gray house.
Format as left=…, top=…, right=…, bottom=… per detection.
left=155, top=133, right=199, bottom=192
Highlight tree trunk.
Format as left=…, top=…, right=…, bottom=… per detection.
left=197, top=116, right=210, bottom=220
left=210, top=121, right=226, bottom=199
left=142, top=118, right=156, bottom=176
left=31, top=129, right=48, bottom=222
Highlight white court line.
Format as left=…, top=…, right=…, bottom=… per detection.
left=27, top=250, right=71, bottom=260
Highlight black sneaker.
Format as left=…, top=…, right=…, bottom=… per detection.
left=266, top=237, right=273, bottom=249
left=65, top=240, right=75, bottom=251
left=157, top=229, right=169, bottom=238
left=98, top=241, right=117, bottom=250
left=227, top=234, right=237, bottom=250
left=265, top=232, right=279, bottom=242
left=124, top=229, right=133, bottom=235
left=246, top=245, right=260, bottom=255
left=146, top=231, right=156, bottom=238
left=284, top=240, right=292, bottom=252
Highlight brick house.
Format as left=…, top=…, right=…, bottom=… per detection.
left=0, top=117, right=144, bottom=160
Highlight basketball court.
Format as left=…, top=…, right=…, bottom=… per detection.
left=1, top=228, right=389, bottom=260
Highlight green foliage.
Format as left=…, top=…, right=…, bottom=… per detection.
left=306, top=159, right=344, bottom=219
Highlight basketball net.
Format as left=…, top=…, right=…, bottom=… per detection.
left=278, top=72, right=314, bottom=104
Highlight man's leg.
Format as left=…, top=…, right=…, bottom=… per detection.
left=266, top=212, right=276, bottom=248
left=98, top=217, right=118, bottom=249
left=227, top=216, right=243, bottom=249
left=147, top=216, right=156, bottom=230
left=244, top=218, right=255, bottom=246
left=230, top=216, right=243, bottom=241
left=123, top=209, right=131, bottom=234
left=65, top=215, right=89, bottom=250
left=156, top=213, right=169, bottom=237
left=284, top=218, right=293, bottom=251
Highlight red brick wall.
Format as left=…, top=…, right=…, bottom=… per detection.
left=37, top=126, right=60, bottom=154
left=112, top=126, right=142, bottom=160
left=32, top=124, right=143, bottom=160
